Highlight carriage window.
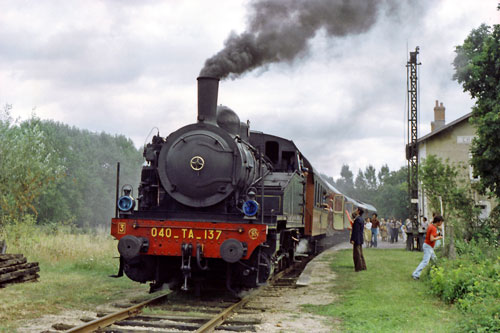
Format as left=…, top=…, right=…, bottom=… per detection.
left=334, top=195, right=343, bottom=212
left=314, top=182, right=318, bottom=206
left=318, top=185, right=322, bottom=206
left=315, top=182, right=320, bottom=207
left=315, top=183, right=327, bottom=207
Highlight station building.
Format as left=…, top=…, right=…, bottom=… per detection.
left=417, top=100, right=495, bottom=220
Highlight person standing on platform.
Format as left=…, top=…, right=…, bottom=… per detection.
left=389, top=219, right=396, bottom=243
left=412, top=215, right=444, bottom=280
left=350, top=208, right=367, bottom=272
left=405, top=218, right=413, bottom=249
left=371, top=213, right=380, bottom=247
left=396, top=219, right=402, bottom=242
left=364, top=217, right=372, bottom=247
left=393, top=219, right=401, bottom=242
left=401, top=220, right=407, bottom=242
left=381, top=218, right=388, bottom=241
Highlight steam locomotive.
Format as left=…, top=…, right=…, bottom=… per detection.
left=110, top=77, right=375, bottom=292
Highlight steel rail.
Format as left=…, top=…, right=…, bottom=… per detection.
left=194, top=294, right=252, bottom=333
left=65, top=292, right=168, bottom=333
left=196, top=256, right=310, bottom=332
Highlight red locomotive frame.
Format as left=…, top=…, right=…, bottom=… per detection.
left=111, top=218, right=267, bottom=259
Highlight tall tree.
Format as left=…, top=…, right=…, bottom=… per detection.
left=364, top=165, right=377, bottom=191
left=335, top=164, right=355, bottom=197
left=340, top=164, right=354, bottom=187
left=354, top=169, right=368, bottom=202
left=377, top=164, right=390, bottom=185
left=453, top=21, right=500, bottom=198
left=373, top=167, right=408, bottom=219
left=0, top=112, right=63, bottom=225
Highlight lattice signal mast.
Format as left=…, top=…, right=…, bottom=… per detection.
left=406, top=47, right=420, bottom=237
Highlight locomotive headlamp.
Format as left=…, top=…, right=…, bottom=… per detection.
left=118, top=195, right=135, bottom=212
left=242, top=200, right=259, bottom=217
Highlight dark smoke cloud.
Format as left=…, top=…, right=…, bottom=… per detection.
left=200, top=0, right=401, bottom=79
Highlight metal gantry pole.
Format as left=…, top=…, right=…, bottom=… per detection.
left=406, top=47, right=421, bottom=250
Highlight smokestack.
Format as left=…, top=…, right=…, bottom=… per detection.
left=431, top=100, right=445, bottom=132
left=197, top=76, right=219, bottom=124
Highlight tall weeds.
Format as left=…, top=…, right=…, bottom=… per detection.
left=0, top=215, right=118, bottom=270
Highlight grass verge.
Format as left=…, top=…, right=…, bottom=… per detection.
left=303, top=248, right=463, bottom=332
left=0, top=225, right=149, bottom=332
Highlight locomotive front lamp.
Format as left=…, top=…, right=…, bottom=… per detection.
left=118, top=195, right=135, bottom=212
left=242, top=200, right=259, bottom=217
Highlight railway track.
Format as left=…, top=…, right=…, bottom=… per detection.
left=50, top=256, right=311, bottom=333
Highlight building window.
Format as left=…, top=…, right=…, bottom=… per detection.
left=469, top=153, right=480, bottom=182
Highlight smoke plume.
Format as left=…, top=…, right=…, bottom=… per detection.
left=200, top=0, right=401, bottom=79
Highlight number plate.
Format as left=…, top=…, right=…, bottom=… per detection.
left=150, top=227, right=222, bottom=240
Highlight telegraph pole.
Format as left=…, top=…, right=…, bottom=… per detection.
left=406, top=47, right=421, bottom=250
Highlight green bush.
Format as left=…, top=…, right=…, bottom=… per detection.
left=455, top=238, right=500, bottom=263
left=0, top=214, right=38, bottom=249
left=426, top=240, right=500, bottom=332
left=457, top=297, right=500, bottom=333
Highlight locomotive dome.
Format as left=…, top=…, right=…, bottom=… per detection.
left=216, top=105, right=240, bottom=135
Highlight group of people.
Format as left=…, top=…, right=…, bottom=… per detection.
left=349, top=207, right=444, bottom=280
left=360, top=216, right=410, bottom=248
left=361, top=213, right=380, bottom=248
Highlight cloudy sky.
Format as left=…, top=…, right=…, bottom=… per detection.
left=0, top=0, right=498, bottom=179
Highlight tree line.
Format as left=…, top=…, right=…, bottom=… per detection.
left=0, top=107, right=143, bottom=230
left=322, top=163, right=409, bottom=220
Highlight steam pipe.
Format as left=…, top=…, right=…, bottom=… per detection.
left=115, top=162, right=120, bottom=218
left=197, top=76, right=219, bottom=124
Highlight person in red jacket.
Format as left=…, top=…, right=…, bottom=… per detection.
left=412, top=215, right=444, bottom=280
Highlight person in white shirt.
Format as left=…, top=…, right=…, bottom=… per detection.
left=364, top=218, right=372, bottom=247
